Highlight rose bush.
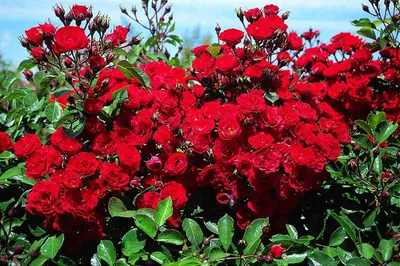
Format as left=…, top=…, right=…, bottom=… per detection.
left=0, top=0, right=399, bottom=265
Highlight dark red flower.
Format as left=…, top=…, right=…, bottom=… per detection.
left=165, top=152, right=189, bottom=175
left=53, top=26, right=89, bottom=53
left=0, top=132, right=13, bottom=153
left=160, top=181, right=188, bottom=209
left=218, top=29, right=244, bottom=46
left=14, top=134, right=41, bottom=158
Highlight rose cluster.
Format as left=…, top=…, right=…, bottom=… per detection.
left=293, top=31, right=400, bottom=124
left=16, top=2, right=398, bottom=244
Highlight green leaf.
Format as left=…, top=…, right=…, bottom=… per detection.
left=360, top=243, right=375, bottom=259
left=155, top=197, right=173, bottom=227
left=337, top=247, right=353, bottom=264
left=204, top=221, right=219, bottom=234
left=108, top=197, right=136, bottom=218
left=157, top=229, right=185, bottom=245
left=355, top=120, right=373, bottom=134
left=379, top=239, right=395, bottom=261
left=90, top=254, right=102, bottom=266
left=367, top=112, right=386, bottom=130
left=0, top=167, right=22, bottom=181
left=18, top=59, right=36, bottom=72
left=265, top=92, right=279, bottom=104
left=243, top=218, right=269, bottom=255
left=209, top=247, right=228, bottom=261
left=346, top=257, right=371, bottom=266
left=30, top=255, right=49, bottom=266
left=97, top=240, right=116, bottom=266
left=329, top=227, right=347, bottom=246
left=357, top=27, right=376, bottom=40
left=45, top=101, right=63, bottom=122
left=206, top=45, right=221, bottom=57
left=128, top=251, right=148, bottom=265
left=150, top=251, right=167, bottom=264
left=286, top=253, right=307, bottom=264
left=308, top=250, right=336, bottom=266
left=116, top=60, right=150, bottom=89
left=351, top=18, right=375, bottom=28
left=115, top=258, right=130, bottom=266
left=40, top=234, right=64, bottom=259
left=122, top=229, right=146, bottom=256
left=286, top=224, right=298, bottom=239
left=322, top=247, right=338, bottom=258
left=218, top=214, right=234, bottom=251
left=373, top=154, right=383, bottom=174
left=135, top=214, right=158, bottom=238
left=363, top=209, right=377, bottom=228
left=328, top=211, right=357, bottom=243
left=182, top=218, right=204, bottom=246
left=375, top=121, right=398, bottom=144
left=30, top=237, right=47, bottom=252
left=0, top=198, right=14, bottom=213
left=1, top=91, right=27, bottom=102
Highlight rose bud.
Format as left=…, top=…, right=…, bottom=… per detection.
left=13, top=245, right=25, bottom=255
left=354, top=143, right=362, bottom=152
left=270, top=244, right=284, bottom=258
left=30, top=47, right=46, bottom=61
left=382, top=172, right=393, bottom=182
left=53, top=4, right=65, bottom=19
left=23, top=70, right=33, bottom=81
left=203, top=238, right=210, bottom=245
left=130, top=177, right=140, bottom=187
left=381, top=191, right=390, bottom=197
left=146, top=156, right=163, bottom=173
left=215, top=23, right=221, bottom=35
left=348, top=160, right=357, bottom=170
left=263, top=254, right=273, bottom=263
left=63, top=57, right=73, bottom=68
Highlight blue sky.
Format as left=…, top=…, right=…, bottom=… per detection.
left=0, top=0, right=367, bottom=67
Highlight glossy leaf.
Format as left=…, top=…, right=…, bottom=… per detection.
left=155, top=197, right=173, bottom=227
left=182, top=218, right=203, bottom=246
left=218, top=214, right=234, bottom=251
left=97, top=240, right=116, bottom=266
left=40, top=234, right=64, bottom=259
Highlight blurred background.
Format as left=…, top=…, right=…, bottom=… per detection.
left=0, top=0, right=365, bottom=67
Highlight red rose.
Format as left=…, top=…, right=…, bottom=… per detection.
left=248, top=132, right=274, bottom=150
left=26, top=180, right=60, bottom=216
left=84, top=98, right=105, bottom=114
left=53, top=26, right=90, bottom=53
left=290, top=144, right=316, bottom=167
left=105, top=26, right=129, bottom=47
left=218, top=29, right=244, bottom=46
left=192, top=53, right=215, bottom=71
left=316, top=133, right=341, bottom=161
left=100, top=162, right=130, bottom=191
left=87, top=179, right=107, bottom=198
left=30, top=47, right=45, bottom=60
left=247, top=19, right=273, bottom=41
left=92, top=132, right=118, bottom=157
left=264, top=4, right=279, bottom=15
left=60, top=169, right=82, bottom=189
left=237, top=90, right=266, bottom=114
left=244, top=8, right=262, bottom=22
left=26, top=146, right=63, bottom=180
left=39, top=23, right=55, bottom=35
left=252, top=148, right=281, bottom=174
left=117, top=143, right=141, bottom=171
left=67, top=152, right=98, bottom=178
left=136, top=192, right=161, bottom=209
left=191, top=119, right=215, bottom=135
left=215, top=54, right=240, bottom=75
left=50, top=128, right=82, bottom=155
left=83, top=116, right=106, bottom=139
left=165, top=152, right=189, bottom=175
left=0, top=132, right=13, bottom=153
left=218, top=117, right=242, bottom=140
left=288, top=32, right=303, bottom=50
left=270, top=244, right=284, bottom=258
left=25, top=26, right=43, bottom=46
left=160, top=181, right=188, bottom=209
left=89, top=55, right=106, bottom=71
left=14, top=134, right=41, bottom=158
left=71, top=5, right=89, bottom=19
